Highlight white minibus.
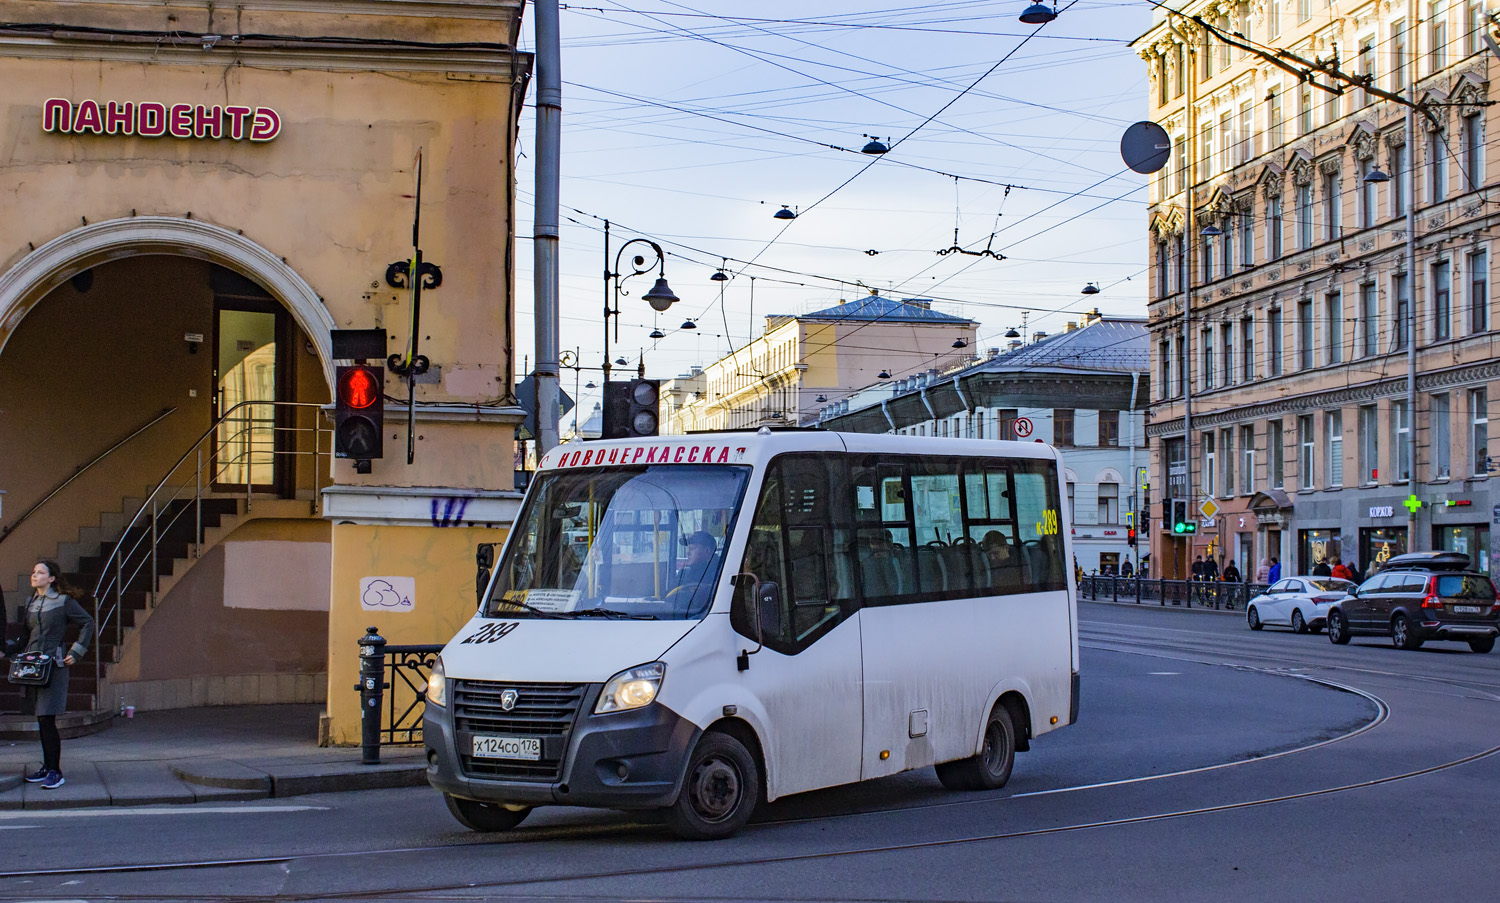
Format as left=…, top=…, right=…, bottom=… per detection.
left=424, top=430, right=1079, bottom=839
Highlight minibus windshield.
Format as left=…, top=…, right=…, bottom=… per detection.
left=486, top=464, right=751, bottom=620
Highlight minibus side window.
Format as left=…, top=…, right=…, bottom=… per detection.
left=852, top=459, right=916, bottom=603
left=964, top=467, right=1023, bottom=594
left=910, top=459, right=973, bottom=595
left=1012, top=463, right=1067, bottom=592
left=735, top=455, right=856, bottom=654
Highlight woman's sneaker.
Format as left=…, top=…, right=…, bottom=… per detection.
left=24, top=767, right=47, bottom=783
left=40, top=770, right=64, bottom=790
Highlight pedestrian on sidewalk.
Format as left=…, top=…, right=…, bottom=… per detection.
left=1, top=560, right=95, bottom=790
left=1221, top=559, right=1242, bottom=582
left=1330, top=557, right=1354, bottom=581
left=1268, top=558, right=1281, bottom=582
left=1255, top=558, right=1272, bottom=583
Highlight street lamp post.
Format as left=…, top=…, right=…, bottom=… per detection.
left=602, top=220, right=678, bottom=383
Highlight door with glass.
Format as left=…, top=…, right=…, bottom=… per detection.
left=213, top=299, right=285, bottom=491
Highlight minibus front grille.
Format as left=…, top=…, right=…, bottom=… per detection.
left=454, top=679, right=587, bottom=782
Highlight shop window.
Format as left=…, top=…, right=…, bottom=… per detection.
left=1362, top=527, right=1408, bottom=572
left=1437, top=524, right=1490, bottom=572
left=1299, top=528, right=1341, bottom=576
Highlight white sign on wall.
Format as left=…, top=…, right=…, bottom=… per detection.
left=360, top=576, right=415, bottom=612
left=1369, top=506, right=1395, bottom=518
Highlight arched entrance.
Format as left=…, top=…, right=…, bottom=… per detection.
left=0, top=218, right=337, bottom=722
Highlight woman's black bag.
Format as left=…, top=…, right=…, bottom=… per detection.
left=7, top=652, right=54, bottom=687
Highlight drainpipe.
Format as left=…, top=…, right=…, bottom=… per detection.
left=1170, top=20, right=1199, bottom=577
left=880, top=399, right=897, bottom=432
left=1129, top=370, right=1141, bottom=567
left=919, top=385, right=938, bottom=423
left=952, top=376, right=972, bottom=437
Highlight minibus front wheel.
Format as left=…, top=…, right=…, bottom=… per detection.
left=665, top=731, right=761, bottom=840
left=445, top=794, right=532, bottom=832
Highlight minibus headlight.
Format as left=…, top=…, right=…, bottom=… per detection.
left=595, top=662, right=666, bottom=714
left=426, top=656, right=448, bottom=708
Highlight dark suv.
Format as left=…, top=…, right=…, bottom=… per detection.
left=1327, top=552, right=1499, bottom=653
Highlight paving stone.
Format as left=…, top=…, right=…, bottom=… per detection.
left=168, top=757, right=272, bottom=792
left=21, top=761, right=109, bottom=809
left=95, top=760, right=195, bottom=805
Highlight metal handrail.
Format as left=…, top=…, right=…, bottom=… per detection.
left=0, top=406, right=177, bottom=546
left=89, top=400, right=331, bottom=705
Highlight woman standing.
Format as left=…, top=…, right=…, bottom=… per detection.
left=4, top=560, right=95, bottom=789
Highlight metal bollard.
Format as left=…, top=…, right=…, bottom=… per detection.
left=357, top=626, right=388, bottom=765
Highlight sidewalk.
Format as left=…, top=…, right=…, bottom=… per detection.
left=0, top=704, right=424, bottom=810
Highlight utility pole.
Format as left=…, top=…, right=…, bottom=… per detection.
left=533, top=0, right=562, bottom=456
left=1404, top=10, right=1420, bottom=550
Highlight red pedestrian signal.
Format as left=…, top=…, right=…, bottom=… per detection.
left=335, top=364, right=385, bottom=467
left=1126, top=527, right=1137, bottom=547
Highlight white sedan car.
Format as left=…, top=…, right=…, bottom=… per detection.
left=1246, top=577, right=1357, bottom=634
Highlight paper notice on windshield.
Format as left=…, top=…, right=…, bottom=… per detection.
left=524, top=589, right=581, bottom=612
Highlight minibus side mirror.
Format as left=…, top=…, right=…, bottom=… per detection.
left=475, top=542, right=497, bottom=608
left=757, top=582, right=783, bottom=639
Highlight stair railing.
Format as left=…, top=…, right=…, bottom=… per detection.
left=89, top=401, right=331, bottom=703
left=0, top=406, right=178, bottom=548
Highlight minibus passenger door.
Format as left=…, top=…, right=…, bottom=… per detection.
left=730, top=455, right=864, bottom=798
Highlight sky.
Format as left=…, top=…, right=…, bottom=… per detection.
left=508, top=1, right=1154, bottom=422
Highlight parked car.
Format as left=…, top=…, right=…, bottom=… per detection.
left=1326, top=552, right=1500, bottom=653
left=1246, top=577, right=1355, bottom=634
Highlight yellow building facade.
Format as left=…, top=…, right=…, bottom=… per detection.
left=0, top=0, right=529, bottom=743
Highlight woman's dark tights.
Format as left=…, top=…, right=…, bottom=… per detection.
left=37, top=715, right=60, bottom=772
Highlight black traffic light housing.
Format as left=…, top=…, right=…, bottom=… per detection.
left=602, top=378, right=660, bottom=439
left=1126, top=527, right=1137, bottom=547
left=1171, top=499, right=1196, bottom=535
left=335, top=364, right=384, bottom=471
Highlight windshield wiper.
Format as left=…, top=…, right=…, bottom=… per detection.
left=564, top=607, right=658, bottom=620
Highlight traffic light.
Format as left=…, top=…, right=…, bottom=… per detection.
left=602, top=378, right=661, bottom=439
left=1171, top=499, right=1196, bottom=535
left=335, top=364, right=384, bottom=469
left=1126, top=527, right=1137, bottom=547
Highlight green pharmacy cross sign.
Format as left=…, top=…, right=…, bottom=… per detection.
left=1404, top=495, right=1423, bottom=515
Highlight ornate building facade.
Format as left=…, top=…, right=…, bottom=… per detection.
left=1137, top=2, right=1498, bottom=580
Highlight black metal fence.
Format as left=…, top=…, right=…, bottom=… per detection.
left=1079, top=575, right=1271, bottom=611
left=378, top=643, right=443, bottom=746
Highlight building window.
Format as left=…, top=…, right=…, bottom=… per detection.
left=1326, top=292, right=1343, bottom=364
left=1203, top=431, right=1217, bottom=498
left=1360, top=157, right=1377, bottom=228
left=1299, top=86, right=1313, bottom=136
left=1220, top=110, right=1233, bottom=172
left=1159, top=341, right=1171, bottom=398
left=1296, top=181, right=1314, bottom=249
left=1067, top=482, right=1075, bottom=520
left=1166, top=437, right=1187, bottom=500
left=1242, top=317, right=1255, bottom=381
left=1434, top=259, right=1452, bottom=341
left=1327, top=409, right=1344, bottom=487
left=1471, top=388, right=1488, bottom=476
left=1175, top=336, right=1186, bottom=396
left=1174, top=137, right=1187, bottom=194
left=1298, top=299, right=1314, bottom=369
left=1430, top=1, right=1448, bottom=74
left=1298, top=0, right=1310, bottom=24
left=1098, top=483, right=1120, bottom=525
left=1099, top=410, right=1120, bottom=447
left=1392, top=20, right=1408, bottom=92
left=1429, top=127, right=1447, bottom=202
left=1055, top=409, right=1075, bottom=446
left=1359, top=404, right=1380, bottom=484
left=999, top=408, right=1019, bottom=440
left=1394, top=272, right=1411, bottom=350
left=1269, top=307, right=1283, bottom=375
left=1269, top=419, right=1285, bottom=488
left=1238, top=101, right=1253, bottom=164
left=1221, top=428, right=1235, bottom=497
left=1156, top=242, right=1169, bottom=298
left=1239, top=202, right=1255, bottom=266
left=1357, top=282, right=1378, bottom=357
left=1433, top=393, right=1452, bottom=478
left=1269, top=0, right=1281, bottom=37
left=1390, top=141, right=1407, bottom=217
left=1201, top=122, right=1215, bottom=178
left=1174, top=43, right=1185, bottom=97
left=1221, top=323, right=1234, bottom=386
left=1322, top=78, right=1339, bottom=127
left=1393, top=399, right=1411, bottom=482
left=1470, top=249, right=1488, bottom=333
left=1358, top=39, right=1377, bottom=108
left=1174, top=233, right=1186, bottom=293
left=1201, top=231, right=1215, bottom=283
left=1268, top=89, right=1283, bottom=147
left=1268, top=195, right=1284, bottom=260
left=1299, top=414, right=1315, bottom=489
left=1203, top=328, right=1215, bottom=390
left=1468, top=1, right=1486, bottom=55
left=1462, top=111, right=1483, bottom=190
left=1220, top=218, right=1234, bottom=280
left=1240, top=425, right=1255, bottom=495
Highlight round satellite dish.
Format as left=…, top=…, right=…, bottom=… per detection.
left=1120, top=121, right=1172, bottom=174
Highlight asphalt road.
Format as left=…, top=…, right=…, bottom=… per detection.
left=1, top=600, right=1496, bottom=902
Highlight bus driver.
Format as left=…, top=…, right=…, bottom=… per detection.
left=670, top=531, right=718, bottom=614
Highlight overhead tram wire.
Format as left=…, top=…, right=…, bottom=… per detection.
left=720, top=0, right=1086, bottom=282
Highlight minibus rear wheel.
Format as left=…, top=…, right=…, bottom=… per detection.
left=666, top=731, right=761, bottom=840
left=935, top=705, right=1015, bottom=791
left=445, top=794, right=532, bottom=832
